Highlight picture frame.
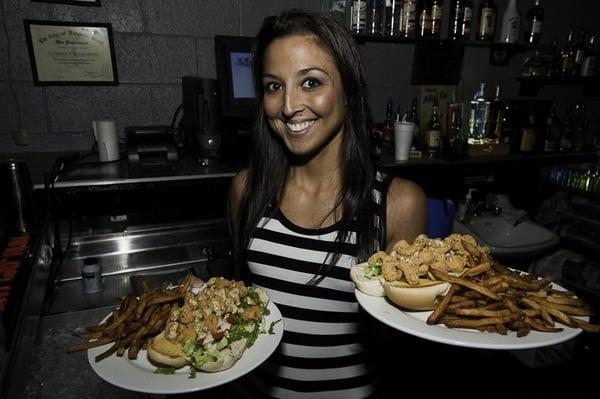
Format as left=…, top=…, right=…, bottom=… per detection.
left=31, top=0, right=101, bottom=6
left=24, top=20, right=118, bottom=85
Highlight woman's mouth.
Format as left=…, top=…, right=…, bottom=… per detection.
left=286, top=120, right=315, bottom=135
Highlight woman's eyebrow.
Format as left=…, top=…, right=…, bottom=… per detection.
left=298, top=67, right=330, bottom=76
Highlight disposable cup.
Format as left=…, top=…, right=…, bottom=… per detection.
left=394, top=121, right=415, bottom=161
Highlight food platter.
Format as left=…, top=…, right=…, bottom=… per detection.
left=88, top=301, right=283, bottom=394
left=355, top=288, right=584, bottom=350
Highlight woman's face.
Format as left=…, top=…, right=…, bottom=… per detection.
left=261, top=34, right=346, bottom=158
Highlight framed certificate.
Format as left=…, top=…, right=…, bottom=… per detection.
left=31, top=1, right=101, bottom=6
left=24, top=20, right=118, bottom=85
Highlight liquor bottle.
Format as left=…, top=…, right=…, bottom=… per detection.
left=572, top=103, right=587, bottom=152
left=499, top=0, right=520, bottom=43
left=486, top=82, right=503, bottom=143
left=581, top=35, right=598, bottom=77
left=560, top=28, right=576, bottom=77
left=407, top=97, right=421, bottom=149
left=574, top=30, right=587, bottom=76
left=520, top=112, right=536, bottom=153
left=462, top=0, right=473, bottom=39
left=448, top=0, right=472, bottom=40
left=499, top=103, right=514, bottom=147
left=417, top=0, right=432, bottom=38
left=401, top=0, right=417, bottom=37
left=426, top=99, right=442, bottom=157
left=547, top=37, right=561, bottom=77
left=367, top=0, right=384, bottom=36
left=446, top=102, right=467, bottom=158
left=328, top=0, right=348, bottom=25
left=384, top=0, right=403, bottom=36
left=382, top=92, right=394, bottom=144
left=560, top=115, right=574, bottom=153
left=468, top=83, right=490, bottom=144
left=477, top=0, right=497, bottom=41
left=524, top=0, right=543, bottom=45
left=350, top=0, right=368, bottom=33
left=430, top=0, right=443, bottom=38
left=543, top=104, right=560, bottom=153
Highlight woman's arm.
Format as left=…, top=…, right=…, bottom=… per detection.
left=385, top=177, right=427, bottom=251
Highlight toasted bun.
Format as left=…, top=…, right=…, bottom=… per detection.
left=199, top=338, right=248, bottom=373
left=147, top=332, right=189, bottom=369
left=350, top=263, right=385, bottom=297
left=382, top=279, right=451, bottom=311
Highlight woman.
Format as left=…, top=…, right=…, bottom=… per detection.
left=228, top=8, right=426, bottom=398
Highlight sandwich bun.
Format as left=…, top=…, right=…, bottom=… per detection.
left=382, top=279, right=451, bottom=311
left=198, top=338, right=248, bottom=372
left=147, top=332, right=189, bottom=369
left=350, top=263, right=385, bottom=297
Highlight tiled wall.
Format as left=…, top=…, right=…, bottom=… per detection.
left=1, top=0, right=599, bottom=152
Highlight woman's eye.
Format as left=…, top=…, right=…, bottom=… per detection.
left=264, top=82, right=281, bottom=93
left=302, top=78, right=321, bottom=89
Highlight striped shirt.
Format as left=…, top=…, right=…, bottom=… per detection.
left=231, top=171, right=392, bottom=399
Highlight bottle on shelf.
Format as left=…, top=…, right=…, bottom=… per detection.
left=382, top=92, right=394, bottom=144
left=499, top=103, right=514, bottom=148
left=572, top=103, right=587, bottom=152
left=350, top=0, right=368, bottom=34
left=400, top=0, right=417, bottom=37
left=430, top=0, right=443, bottom=38
left=417, top=0, right=432, bottom=38
left=524, top=0, right=544, bottom=46
left=547, top=37, right=562, bottom=77
left=445, top=102, right=467, bottom=158
left=328, top=0, right=348, bottom=26
left=367, top=0, right=384, bottom=36
left=476, top=0, right=497, bottom=41
left=581, top=34, right=598, bottom=77
left=448, top=0, right=473, bottom=40
left=560, top=28, right=577, bottom=78
left=407, top=97, right=421, bottom=149
left=384, top=0, right=403, bottom=36
left=486, top=82, right=503, bottom=143
left=468, top=83, right=490, bottom=144
left=499, top=0, right=520, bottom=44
left=519, top=112, right=536, bottom=153
left=542, top=103, right=560, bottom=153
left=574, top=30, right=587, bottom=76
left=426, top=98, right=442, bottom=157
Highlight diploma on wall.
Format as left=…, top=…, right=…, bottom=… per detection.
left=24, top=20, right=118, bottom=85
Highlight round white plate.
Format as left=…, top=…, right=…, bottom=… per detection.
left=355, top=288, right=584, bottom=350
left=88, top=301, right=283, bottom=394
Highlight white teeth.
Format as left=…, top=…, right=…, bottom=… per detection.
left=286, top=120, right=315, bottom=132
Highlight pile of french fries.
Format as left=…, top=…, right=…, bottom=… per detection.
left=67, top=276, right=193, bottom=362
left=427, top=262, right=600, bottom=336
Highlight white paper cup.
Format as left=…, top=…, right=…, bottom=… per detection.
left=394, top=121, right=415, bottom=161
left=92, top=120, right=120, bottom=162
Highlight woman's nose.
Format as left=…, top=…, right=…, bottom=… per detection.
left=282, top=87, right=302, bottom=118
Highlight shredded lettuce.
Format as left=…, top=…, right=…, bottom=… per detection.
left=365, top=258, right=382, bottom=278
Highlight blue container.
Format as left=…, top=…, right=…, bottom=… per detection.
left=426, top=198, right=456, bottom=239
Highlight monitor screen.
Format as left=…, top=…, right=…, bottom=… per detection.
left=215, top=35, right=257, bottom=119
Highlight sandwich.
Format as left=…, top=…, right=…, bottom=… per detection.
left=147, top=277, right=269, bottom=372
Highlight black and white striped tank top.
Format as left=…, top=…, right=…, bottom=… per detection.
left=231, top=170, right=392, bottom=399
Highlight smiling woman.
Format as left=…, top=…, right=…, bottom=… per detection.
left=227, top=8, right=427, bottom=399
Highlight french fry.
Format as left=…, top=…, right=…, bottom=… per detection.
left=427, top=284, right=460, bottom=325
left=430, top=269, right=500, bottom=300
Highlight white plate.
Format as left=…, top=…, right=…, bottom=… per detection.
left=355, top=288, right=585, bottom=350
left=88, top=301, right=283, bottom=394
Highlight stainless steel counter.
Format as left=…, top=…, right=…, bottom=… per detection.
left=1, top=217, right=231, bottom=398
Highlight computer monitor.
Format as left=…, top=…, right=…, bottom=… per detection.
left=214, top=35, right=257, bottom=120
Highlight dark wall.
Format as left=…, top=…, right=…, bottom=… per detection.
left=1, top=0, right=599, bottom=152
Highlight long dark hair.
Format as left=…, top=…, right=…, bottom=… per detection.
left=232, top=8, right=379, bottom=285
